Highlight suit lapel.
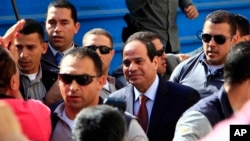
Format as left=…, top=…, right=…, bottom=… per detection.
left=147, top=77, right=169, bottom=134
left=125, top=85, right=135, bottom=114
left=43, top=47, right=57, bottom=64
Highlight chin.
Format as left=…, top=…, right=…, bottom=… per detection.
left=157, top=69, right=166, bottom=75
left=68, top=102, right=84, bottom=109
left=207, top=59, right=223, bottom=66
left=129, top=80, right=142, bottom=86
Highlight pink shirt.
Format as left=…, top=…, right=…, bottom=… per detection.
left=1, top=99, right=51, bottom=141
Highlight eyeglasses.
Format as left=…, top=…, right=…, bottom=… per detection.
left=156, top=47, right=165, bottom=57
left=201, top=34, right=231, bottom=45
left=58, top=73, right=99, bottom=86
left=86, top=45, right=112, bottom=54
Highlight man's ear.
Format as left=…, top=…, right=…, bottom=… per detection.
left=152, top=56, right=158, bottom=71
left=74, top=22, right=80, bottom=34
left=6, top=74, right=22, bottom=98
left=42, top=42, right=48, bottom=54
left=97, top=75, right=106, bottom=90
left=232, top=34, right=239, bottom=44
left=9, top=74, right=19, bottom=92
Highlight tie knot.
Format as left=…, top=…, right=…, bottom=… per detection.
left=139, top=95, right=148, bottom=105
left=56, top=52, right=64, bottom=66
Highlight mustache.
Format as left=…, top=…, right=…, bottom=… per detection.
left=206, top=50, right=218, bottom=54
left=18, top=59, right=30, bottom=63
left=128, top=71, right=142, bottom=76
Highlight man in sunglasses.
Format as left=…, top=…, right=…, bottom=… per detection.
left=82, top=28, right=125, bottom=99
left=51, top=47, right=148, bottom=141
left=50, top=47, right=105, bottom=141
left=188, top=13, right=250, bottom=56
left=170, top=10, right=238, bottom=98
left=173, top=41, right=250, bottom=141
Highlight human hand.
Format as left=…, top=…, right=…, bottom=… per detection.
left=0, top=19, right=25, bottom=48
left=184, top=5, right=199, bottom=19
left=0, top=19, right=25, bottom=63
left=45, top=80, right=63, bottom=106
left=175, top=54, right=190, bottom=62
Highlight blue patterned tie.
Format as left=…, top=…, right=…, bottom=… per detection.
left=55, top=52, right=63, bottom=66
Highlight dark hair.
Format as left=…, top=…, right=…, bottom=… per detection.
left=47, top=0, right=78, bottom=23
left=234, top=14, right=250, bottom=36
left=224, top=41, right=250, bottom=84
left=83, top=28, right=113, bottom=48
left=123, top=32, right=157, bottom=61
left=0, top=48, right=17, bottom=93
left=205, top=10, right=236, bottom=35
left=72, top=105, right=126, bottom=141
left=132, top=31, right=162, bottom=43
left=18, top=19, right=45, bottom=42
left=62, top=47, right=103, bottom=76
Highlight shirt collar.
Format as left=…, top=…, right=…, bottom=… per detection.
left=20, top=64, right=43, bottom=80
left=199, top=53, right=224, bottom=75
left=48, top=43, right=75, bottom=56
left=134, top=75, right=159, bottom=102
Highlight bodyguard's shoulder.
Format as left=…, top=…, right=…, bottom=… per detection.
left=109, top=85, right=133, bottom=97
left=166, top=80, right=196, bottom=92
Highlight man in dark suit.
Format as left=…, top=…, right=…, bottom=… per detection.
left=109, top=32, right=200, bottom=141
left=42, top=0, right=80, bottom=105
left=42, top=0, right=80, bottom=73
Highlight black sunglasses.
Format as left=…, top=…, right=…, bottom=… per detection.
left=58, top=74, right=99, bottom=86
left=86, top=45, right=112, bottom=54
left=201, top=34, right=231, bottom=45
left=156, top=47, right=165, bottom=57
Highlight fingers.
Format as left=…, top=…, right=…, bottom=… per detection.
left=1, top=19, right=25, bottom=48
left=45, top=80, right=63, bottom=106
left=176, top=54, right=190, bottom=62
left=184, top=5, right=199, bottom=19
left=0, top=19, right=25, bottom=64
left=0, top=37, right=5, bottom=46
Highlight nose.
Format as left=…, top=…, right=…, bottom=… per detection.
left=54, top=23, right=62, bottom=32
left=128, top=62, right=138, bottom=72
left=161, top=53, right=167, bottom=59
left=95, top=48, right=102, bottom=56
left=69, top=80, right=80, bottom=92
left=19, top=48, right=28, bottom=58
left=207, top=36, right=217, bottom=46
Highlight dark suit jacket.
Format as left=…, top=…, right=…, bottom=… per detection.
left=20, top=66, right=58, bottom=100
left=41, top=43, right=79, bottom=74
left=41, top=46, right=60, bottom=74
left=109, top=76, right=200, bottom=141
left=40, top=44, right=79, bottom=89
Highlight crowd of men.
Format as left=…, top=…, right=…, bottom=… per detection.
left=0, top=0, right=250, bottom=141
